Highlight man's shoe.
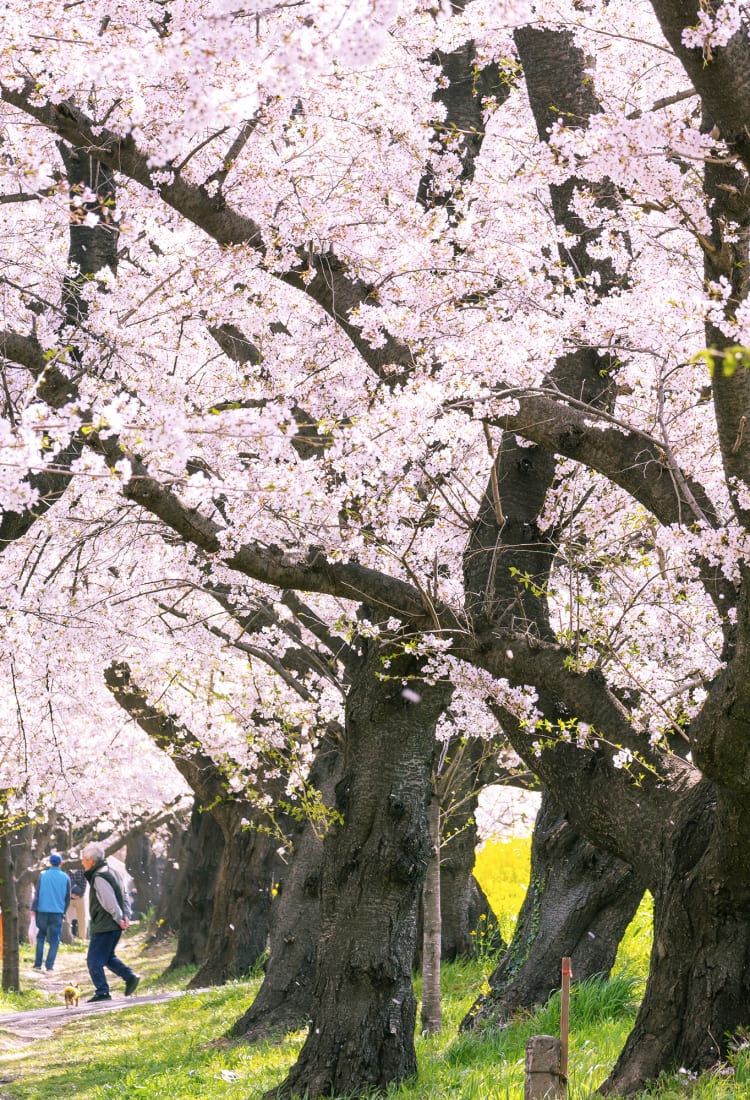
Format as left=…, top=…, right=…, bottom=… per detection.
left=86, top=993, right=112, bottom=1003
left=31, top=966, right=42, bottom=971
left=124, top=974, right=141, bottom=997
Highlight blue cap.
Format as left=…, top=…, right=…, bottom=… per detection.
left=49, top=853, right=62, bottom=865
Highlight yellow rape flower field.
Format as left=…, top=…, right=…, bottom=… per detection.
left=474, top=837, right=532, bottom=945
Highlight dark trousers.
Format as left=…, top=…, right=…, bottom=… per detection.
left=86, top=929, right=135, bottom=995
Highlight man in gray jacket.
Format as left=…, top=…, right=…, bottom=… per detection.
left=80, top=843, right=141, bottom=1003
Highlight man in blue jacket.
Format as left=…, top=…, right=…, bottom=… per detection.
left=31, top=853, right=71, bottom=972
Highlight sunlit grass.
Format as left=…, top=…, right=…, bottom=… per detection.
left=1, top=978, right=303, bottom=1100
left=0, top=960, right=645, bottom=1100
left=614, top=890, right=654, bottom=996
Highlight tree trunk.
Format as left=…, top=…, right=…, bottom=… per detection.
left=409, top=800, right=501, bottom=972
left=462, top=788, right=644, bottom=1029
left=12, top=823, right=36, bottom=945
left=57, top=145, right=119, bottom=329
left=438, top=741, right=502, bottom=962
left=189, top=810, right=277, bottom=988
left=420, top=792, right=442, bottom=1034
left=229, top=731, right=344, bottom=1042
left=126, top=832, right=155, bottom=918
left=165, top=804, right=223, bottom=971
left=440, top=862, right=497, bottom=964
left=0, top=835, right=19, bottom=992
left=154, top=818, right=190, bottom=936
left=600, top=784, right=750, bottom=1095
left=104, top=661, right=276, bottom=986
left=270, top=633, right=451, bottom=1099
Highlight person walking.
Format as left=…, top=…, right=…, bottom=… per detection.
left=31, top=853, right=71, bottom=972
left=80, top=843, right=140, bottom=1003
left=66, top=854, right=88, bottom=939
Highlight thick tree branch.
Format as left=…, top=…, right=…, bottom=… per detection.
left=477, top=641, right=698, bottom=879
left=0, top=330, right=47, bottom=375
left=0, top=317, right=455, bottom=630
left=1, top=85, right=413, bottom=381
left=482, top=387, right=736, bottom=619
left=104, top=661, right=236, bottom=810
left=491, top=388, right=718, bottom=528
left=648, top=0, right=750, bottom=171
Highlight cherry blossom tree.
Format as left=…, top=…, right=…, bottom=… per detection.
left=5, top=1, right=750, bottom=1096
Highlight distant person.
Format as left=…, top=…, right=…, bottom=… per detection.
left=80, top=843, right=140, bottom=1003
left=66, top=853, right=88, bottom=939
left=31, top=853, right=71, bottom=972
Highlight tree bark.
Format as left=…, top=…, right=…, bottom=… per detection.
left=648, top=0, right=750, bottom=172
left=269, top=633, right=451, bottom=1099
left=0, top=834, right=19, bottom=992
left=229, top=730, right=344, bottom=1042
left=189, top=809, right=277, bottom=988
left=420, top=792, right=442, bottom=1034
left=164, top=804, right=222, bottom=970
left=462, top=788, right=644, bottom=1030
left=56, top=144, right=119, bottom=330
left=12, top=824, right=35, bottom=946
left=601, top=783, right=750, bottom=1094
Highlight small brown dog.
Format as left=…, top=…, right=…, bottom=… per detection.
left=63, top=983, right=80, bottom=1008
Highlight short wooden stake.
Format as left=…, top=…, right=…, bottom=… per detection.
left=524, top=1034, right=561, bottom=1100
left=559, top=956, right=572, bottom=1098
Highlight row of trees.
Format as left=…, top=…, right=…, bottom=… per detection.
left=3, top=0, right=750, bottom=1095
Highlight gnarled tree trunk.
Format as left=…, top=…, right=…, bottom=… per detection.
left=601, top=783, right=750, bottom=1094
left=189, top=808, right=278, bottom=988
left=462, top=788, right=644, bottom=1029
left=229, top=730, right=344, bottom=1042
left=270, top=632, right=451, bottom=1099
left=164, top=803, right=223, bottom=971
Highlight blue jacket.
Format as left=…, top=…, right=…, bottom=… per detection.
left=32, top=866, right=71, bottom=914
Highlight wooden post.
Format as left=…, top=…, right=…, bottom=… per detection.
left=559, top=956, right=572, bottom=1098
left=525, top=958, right=572, bottom=1100
left=525, top=1034, right=560, bottom=1099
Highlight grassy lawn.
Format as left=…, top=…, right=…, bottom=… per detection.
left=1, top=981, right=300, bottom=1099
left=0, top=845, right=746, bottom=1097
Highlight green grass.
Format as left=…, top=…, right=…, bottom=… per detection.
left=1, top=951, right=642, bottom=1100
left=4, top=984, right=304, bottom=1100
left=0, top=861, right=745, bottom=1098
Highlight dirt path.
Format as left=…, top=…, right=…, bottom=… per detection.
left=0, top=939, right=186, bottom=1046
left=0, top=989, right=185, bottom=1043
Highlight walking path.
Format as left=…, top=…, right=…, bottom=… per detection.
left=0, top=939, right=187, bottom=1046
left=0, top=989, right=185, bottom=1043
